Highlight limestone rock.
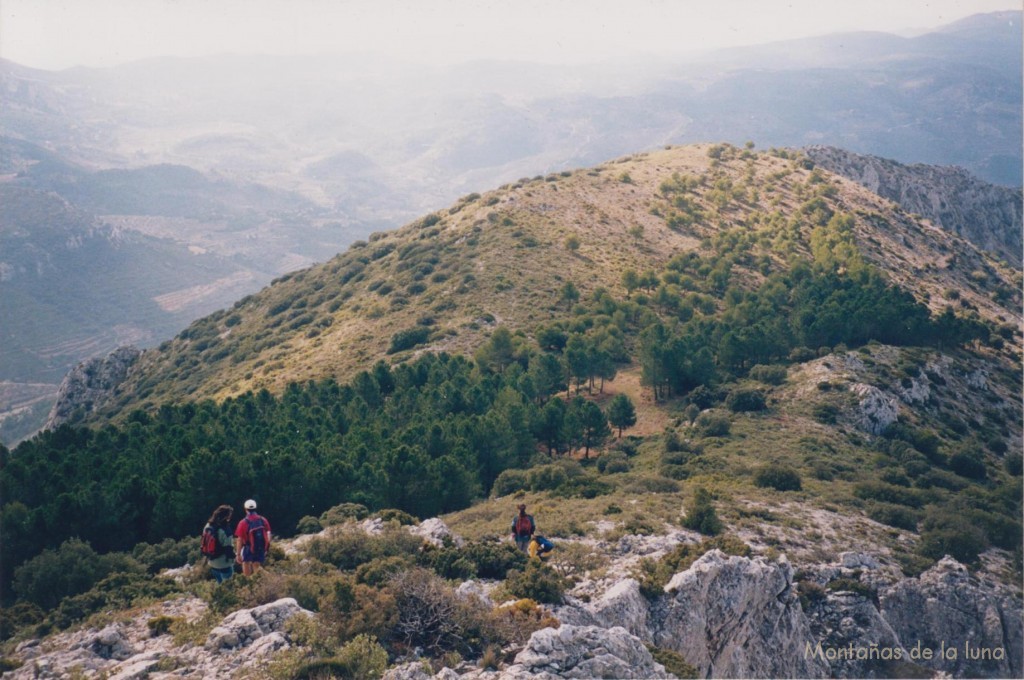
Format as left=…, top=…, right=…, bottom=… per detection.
left=89, top=624, right=135, bottom=660
left=205, top=597, right=311, bottom=651
left=879, top=557, right=1023, bottom=678
left=411, top=517, right=465, bottom=547
left=384, top=660, right=435, bottom=680
left=804, top=590, right=910, bottom=678
left=584, top=579, right=651, bottom=641
left=652, top=550, right=829, bottom=678
left=851, top=383, right=899, bottom=435
left=46, top=346, right=140, bottom=429
left=502, top=624, right=672, bottom=679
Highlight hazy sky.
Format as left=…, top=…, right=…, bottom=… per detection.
left=1, top=0, right=1020, bottom=70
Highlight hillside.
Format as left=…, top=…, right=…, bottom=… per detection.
left=3, top=143, right=1022, bottom=678
left=74, top=143, right=1021, bottom=422
left=805, top=145, right=1023, bottom=268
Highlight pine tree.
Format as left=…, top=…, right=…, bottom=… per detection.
left=606, top=394, right=637, bottom=438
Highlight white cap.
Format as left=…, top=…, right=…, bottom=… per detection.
left=244, top=499, right=257, bottom=510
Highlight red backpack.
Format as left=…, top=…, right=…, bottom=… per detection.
left=514, top=514, right=534, bottom=536
left=201, top=525, right=222, bottom=558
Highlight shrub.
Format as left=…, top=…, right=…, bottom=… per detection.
left=147, top=615, right=179, bottom=637
left=557, top=475, right=613, bottom=499
left=0, top=602, right=43, bottom=641
left=696, top=411, right=731, bottom=437
left=387, top=327, right=431, bottom=354
left=749, top=364, right=788, bottom=385
left=491, top=469, right=529, bottom=497
left=372, top=509, right=419, bottom=526
left=320, top=503, right=370, bottom=525
left=13, top=539, right=145, bottom=610
left=753, top=465, right=802, bottom=492
left=320, top=576, right=400, bottom=645
left=865, top=502, right=921, bottom=531
left=853, top=481, right=924, bottom=508
left=597, top=451, right=630, bottom=474
left=1005, top=453, right=1023, bottom=476
left=725, top=388, right=766, bottom=412
left=812, top=403, right=839, bottom=424
left=49, top=571, right=179, bottom=631
left=646, top=644, right=699, bottom=679
left=681, top=487, right=723, bottom=536
left=527, top=464, right=569, bottom=491
left=917, top=514, right=988, bottom=564
left=307, top=526, right=423, bottom=571
left=948, top=450, right=986, bottom=480
left=296, top=516, right=323, bottom=535
left=391, top=568, right=486, bottom=655
left=623, top=476, right=681, bottom=494
left=503, top=561, right=567, bottom=604
left=687, top=385, right=717, bottom=409
left=319, top=634, right=388, bottom=680
left=355, top=555, right=416, bottom=587
left=131, top=537, right=196, bottom=573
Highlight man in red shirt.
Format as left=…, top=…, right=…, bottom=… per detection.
left=235, top=499, right=272, bottom=576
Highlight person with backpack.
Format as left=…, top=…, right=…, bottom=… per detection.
left=528, top=535, right=555, bottom=560
left=235, top=499, right=271, bottom=576
left=511, top=503, right=535, bottom=552
left=202, top=504, right=235, bottom=583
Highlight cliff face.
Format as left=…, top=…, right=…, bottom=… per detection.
left=804, top=146, right=1023, bottom=268
left=44, top=346, right=140, bottom=430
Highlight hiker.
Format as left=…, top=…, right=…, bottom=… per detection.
left=528, top=535, right=555, bottom=560
left=511, top=503, right=535, bottom=552
left=235, top=499, right=272, bottom=576
left=202, top=504, right=235, bottom=583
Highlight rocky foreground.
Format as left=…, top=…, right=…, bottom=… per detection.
left=5, top=517, right=1021, bottom=680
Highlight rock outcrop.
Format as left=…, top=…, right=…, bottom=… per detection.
left=45, top=345, right=140, bottom=429
left=880, top=557, right=1023, bottom=678
left=804, top=145, right=1023, bottom=268
left=652, top=550, right=829, bottom=679
left=501, top=625, right=672, bottom=679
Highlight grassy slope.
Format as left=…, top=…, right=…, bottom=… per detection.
left=93, top=144, right=1021, bottom=420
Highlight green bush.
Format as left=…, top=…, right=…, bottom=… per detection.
left=646, top=644, right=699, bottom=678
left=0, top=601, right=43, bottom=641
left=1005, top=453, right=1023, bottom=476
left=320, top=503, right=370, bottom=525
left=681, top=487, right=722, bottom=536
left=623, top=476, right=681, bottom=494
left=749, top=364, right=788, bottom=385
left=853, top=481, right=924, bottom=508
left=296, top=516, right=324, bottom=534
left=13, top=539, right=145, bottom=610
left=948, top=450, right=987, bottom=480
left=132, top=537, right=196, bottom=574
left=421, top=540, right=527, bottom=581
left=527, top=464, right=569, bottom=491
left=372, top=509, right=419, bottom=526
left=50, top=571, right=179, bottom=631
left=917, top=514, right=988, bottom=564
left=725, top=388, right=766, bottom=412
left=387, top=327, right=431, bottom=354
left=307, top=526, right=423, bottom=571
left=503, top=561, right=567, bottom=604
left=355, top=555, right=416, bottom=587
left=491, top=469, right=529, bottom=497
left=865, top=502, right=921, bottom=531
left=753, top=465, right=802, bottom=492
left=597, top=452, right=630, bottom=474
left=301, top=634, right=388, bottom=680
left=696, top=411, right=731, bottom=437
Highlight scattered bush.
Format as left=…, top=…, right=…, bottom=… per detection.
left=681, top=487, right=722, bottom=536
left=753, top=464, right=802, bottom=492
left=725, top=388, right=766, bottom=412
left=948, top=450, right=987, bottom=480
left=865, top=502, right=921, bottom=531
left=372, top=509, right=419, bottom=526
left=320, top=503, right=370, bottom=525
left=1005, top=453, right=1023, bottom=476
left=853, top=481, right=924, bottom=508
left=307, top=526, right=423, bottom=571
left=491, top=469, right=529, bottom=497
left=749, top=364, right=788, bottom=385
left=296, top=516, right=323, bottom=535
left=646, top=644, right=699, bottom=678
left=597, top=451, right=631, bottom=474
left=387, top=327, right=431, bottom=354
left=503, top=561, right=567, bottom=604
left=812, top=403, right=839, bottom=424
left=917, top=513, right=988, bottom=564
left=13, top=539, right=145, bottom=610
left=0, top=601, right=43, bottom=641
left=132, top=537, right=196, bottom=574
left=527, top=464, right=569, bottom=491
left=696, top=411, right=731, bottom=437
left=623, top=476, right=681, bottom=494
